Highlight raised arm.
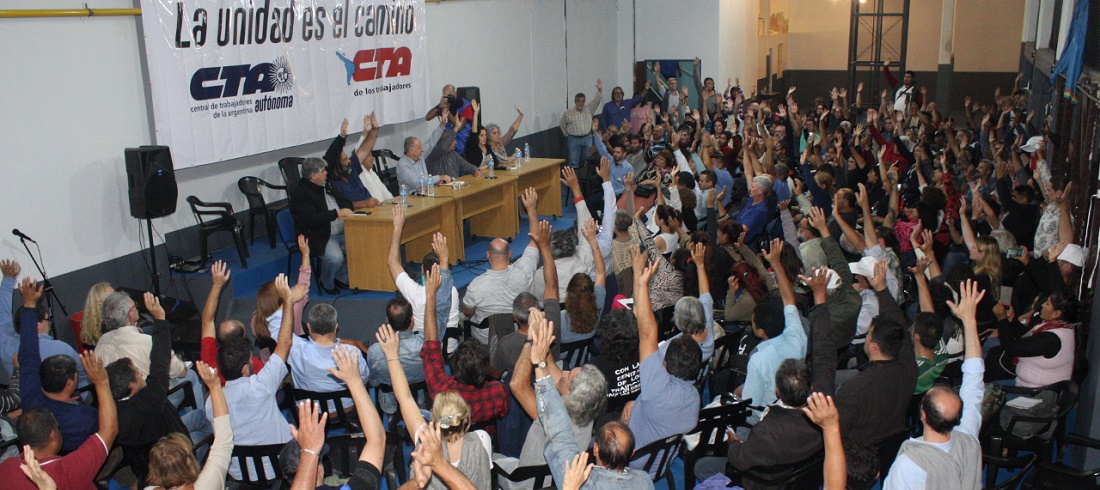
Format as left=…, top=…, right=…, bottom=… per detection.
left=422, top=264, right=441, bottom=342
left=387, top=204, right=407, bottom=280
left=502, top=105, right=524, bottom=146
left=81, top=351, right=118, bottom=447
left=328, top=345, right=385, bottom=469
left=406, top=423, right=478, bottom=490
left=804, top=393, right=846, bottom=490
left=763, top=238, right=795, bottom=306
left=271, top=274, right=299, bottom=362
left=201, top=261, right=229, bottom=341
left=910, top=257, right=935, bottom=313
left=355, top=114, right=379, bottom=165
left=581, top=219, right=606, bottom=287
left=947, top=279, right=986, bottom=437
left=376, top=324, right=428, bottom=441
left=290, top=401, right=328, bottom=490
left=631, top=246, right=660, bottom=361
left=521, top=187, right=541, bottom=239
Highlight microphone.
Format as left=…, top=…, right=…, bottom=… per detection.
left=11, top=229, right=36, bottom=244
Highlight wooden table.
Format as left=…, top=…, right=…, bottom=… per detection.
left=494, top=157, right=565, bottom=217
left=432, top=174, right=519, bottom=261
left=340, top=195, right=458, bottom=292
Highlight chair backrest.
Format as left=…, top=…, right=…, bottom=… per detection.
left=559, top=337, right=594, bottom=370
left=230, top=443, right=285, bottom=485
left=167, top=379, right=197, bottom=412
left=373, top=380, right=429, bottom=415
left=289, top=387, right=358, bottom=432
left=631, top=434, right=683, bottom=482
left=275, top=208, right=298, bottom=249
left=279, top=157, right=305, bottom=196
left=983, top=453, right=1037, bottom=490
left=238, top=176, right=268, bottom=211
left=370, top=149, right=401, bottom=196
left=687, top=399, right=751, bottom=458
left=492, top=462, right=556, bottom=490
left=186, top=196, right=234, bottom=226
left=740, top=451, right=825, bottom=488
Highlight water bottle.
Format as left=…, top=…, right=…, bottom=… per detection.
left=514, top=148, right=523, bottom=168
left=488, top=159, right=495, bottom=179
left=418, top=175, right=426, bottom=195
left=524, top=143, right=531, bottom=164
left=399, top=185, right=408, bottom=206
left=427, top=177, right=435, bottom=197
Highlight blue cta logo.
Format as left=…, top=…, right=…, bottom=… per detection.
left=190, top=57, right=294, bottom=101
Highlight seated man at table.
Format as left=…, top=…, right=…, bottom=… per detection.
left=290, top=157, right=354, bottom=294
left=398, top=118, right=455, bottom=191
left=324, top=115, right=381, bottom=210
left=461, top=188, right=542, bottom=345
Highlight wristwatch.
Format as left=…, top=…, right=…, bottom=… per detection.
left=533, top=360, right=547, bottom=369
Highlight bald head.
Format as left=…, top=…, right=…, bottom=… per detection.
left=442, top=84, right=456, bottom=96
left=594, top=421, right=635, bottom=470
left=217, top=320, right=246, bottom=341
left=921, top=386, right=962, bottom=435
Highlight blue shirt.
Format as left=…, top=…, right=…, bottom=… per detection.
left=448, top=99, right=473, bottom=154
left=18, top=307, right=98, bottom=453
left=328, top=153, right=372, bottom=202
left=773, top=179, right=791, bottom=203
left=593, top=136, right=632, bottom=196
left=628, top=349, right=701, bottom=452
left=714, top=167, right=734, bottom=207
left=366, top=330, right=426, bottom=414
left=288, top=337, right=370, bottom=411
left=0, top=276, right=88, bottom=387
left=658, top=292, right=715, bottom=361
left=741, top=305, right=807, bottom=426
left=209, top=353, right=293, bottom=480
left=737, top=199, right=769, bottom=243
left=599, top=94, right=644, bottom=130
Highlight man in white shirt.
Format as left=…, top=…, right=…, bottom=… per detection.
left=388, top=207, right=459, bottom=341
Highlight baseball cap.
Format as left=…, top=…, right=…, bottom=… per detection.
left=1058, top=244, right=1085, bottom=268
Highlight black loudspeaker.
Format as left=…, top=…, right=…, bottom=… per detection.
left=125, top=146, right=178, bottom=219
left=456, top=86, right=481, bottom=130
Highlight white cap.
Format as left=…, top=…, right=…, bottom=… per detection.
left=848, top=256, right=878, bottom=279
left=801, top=267, right=842, bottom=290
left=1058, top=244, right=1085, bottom=268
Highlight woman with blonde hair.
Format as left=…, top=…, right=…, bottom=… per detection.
left=79, top=282, right=114, bottom=349
left=145, top=361, right=231, bottom=490
left=376, top=319, right=491, bottom=489
left=251, top=236, right=312, bottom=359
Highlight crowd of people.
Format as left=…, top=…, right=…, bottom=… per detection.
left=0, top=57, right=1089, bottom=490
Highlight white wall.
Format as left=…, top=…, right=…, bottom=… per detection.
left=0, top=0, right=623, bottom=278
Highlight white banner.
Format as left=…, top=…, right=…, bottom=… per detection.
left=141, top=0, right=431, bottom=169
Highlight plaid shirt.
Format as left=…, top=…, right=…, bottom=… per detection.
left=420, top=340, right=509, bottom=425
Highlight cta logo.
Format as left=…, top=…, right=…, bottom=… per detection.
left=335, top=47, right=412, bottom=85
left=190, top=57, right=294, bottom=101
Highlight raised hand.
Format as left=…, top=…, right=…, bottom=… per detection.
left=868, top=259, right=888, bottom=292
left=596, top=79, right=603, bottom=91
left=946, top=278, right=986, bottom=322
left=19, top=447, right=57, bottom=490
left=326, top=344, right=364, bottom=386
left=597, top=156, right=611, bottom=183
left=909, top=256, right=932, bottom=275
left=470, top=99, right=480, bottom=113
left=210, top=260, right=231, bottom=288
left=340, top=118, right=349, bottom=137
left=0, top=260, right=20, bottom=278
left=424, top=264, right=441, bottom=296
left=363, top=115, right=373, bottom=134
left=521, top=187, right=539, bottom=213
left=290, top=401, right=327, bottom=454
left=527, top=308, right=554, bottom=365
left=374, top=323, right=400, bottom=359
left=529, top=220, right=552, bottom=248
left=798, top=266, right=831, bottom=302
left=393, top=201, right=406, bottom=229
left=195, top=361, right=220, bottom=389
left=563, top=452, right=594, bottom=490
left=808, top=207, right=828, bottom=233
left=274, top=273, right=291, bottom=301
left=18, top=277, right=42, bottom=307
left=581, top=218, right=598, bottom=242
left=431, top=232, right=449, bottom=267
left=143, top=292, right=166, bottom=321
left=690, top=242, right=706, bottom=266
left=515, top=104, right=524, bottom=116
left=802, top=392, right=839, bottom=430
left=81, top=351, right=106, bottom=387
left=560, top=166, right=579, bottom=190
left=763, top=238, right=784, bottom=266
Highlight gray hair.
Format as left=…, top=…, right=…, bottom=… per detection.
left=673, top=296, right=706, bottom=335
left=562, top=364, right=608, bottom=426
left=301, top=157, right=327, bottom=178
left=485, top=123, right=501, bottom=135
left=403, top=136, right=419, bottom=155
left=614, top=210, right=632, bottom=233
left=752, top=175, right=774, bottom=193
left=512, top=293, right=540, bottom=326
left=101, top=292, right=134, bottom=332
left=549, top=230, right=578, bottom=259
left=307, top=303, right=338, bottom=336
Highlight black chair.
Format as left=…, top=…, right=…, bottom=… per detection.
left=682, top=399, right=752, bottom=489
left=289, top=388, right=362, bottom=476
left=492, top=462, right=555, bottom=490
left=278, top=157, right=305, bottom=197
left=982, top=380, right=1078, bottom=484
left=631, top=434, right=683, bottom=490
left=186, top=196, right=249, bottom=269
left=983, top=452, right=1037, bottom=490
left=382, top=430, right=406, bottom=489
left=1023, top=432, right=1100, bottom=488
left=167, top=379, right=197, bottom=411
left=371, top=149, right=401, bottom=197
left=373, top=380, right=429, bottom=426
left=238, top=176, right=288, bottom=248
left=559, top=336, right=594, bottom=370
left=737, top=452, right=825, bottom=490
left=230, top=443, right=285, bottom=488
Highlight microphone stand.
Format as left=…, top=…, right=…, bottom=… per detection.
left=18, top=236, right=68, bottom=338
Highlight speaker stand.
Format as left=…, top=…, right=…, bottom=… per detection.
left=18, top=236, right=68, bottom=337
left=145, top=218, right=162, bottom=297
